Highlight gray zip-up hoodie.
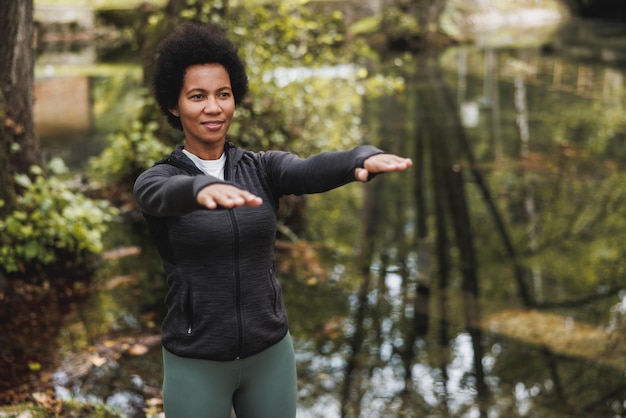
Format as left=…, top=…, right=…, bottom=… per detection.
left=133, top=142, right=383, bottom=361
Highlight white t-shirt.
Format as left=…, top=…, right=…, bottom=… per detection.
left=183, top=149, right=226, bottom=180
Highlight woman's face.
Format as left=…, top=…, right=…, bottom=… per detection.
left=170, top=63, right=235, bottom=159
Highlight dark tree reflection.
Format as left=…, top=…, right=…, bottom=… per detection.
left=324, top=42, right=626, bottom=417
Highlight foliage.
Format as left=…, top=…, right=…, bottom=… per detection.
left=88, top=119, right=170, bottom=185
left=350, top=14, right=383, bottom=37
left=0, top=160, right=118, bottom=275
left=381, top=6, right=422, bottom=40
left=224, top=1, right=358, bottom=153
left=229, top=1, right=346, bottom=68
left=90, top=69, right=146, bottom=132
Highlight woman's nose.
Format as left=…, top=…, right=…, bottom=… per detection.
left=203, top=97, right=220, bottom=113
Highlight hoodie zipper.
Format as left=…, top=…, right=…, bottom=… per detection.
left=224, top=152, right=245, bottom=359
left=229, top=209, right=244, bottom=358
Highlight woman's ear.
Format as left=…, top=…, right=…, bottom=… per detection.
left=169, top=107, right=179, bottom=117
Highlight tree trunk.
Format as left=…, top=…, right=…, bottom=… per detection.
left=0, top=0, right=40, bottom=213
left=415, top=0, right=448, bottom=33
left=0, top=89, right=14, bottom=215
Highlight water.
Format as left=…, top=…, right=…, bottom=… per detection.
left=11, top=18, right=626, bottom=418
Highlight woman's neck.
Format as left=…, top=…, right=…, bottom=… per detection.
left=184, top=142, right=225, bottom=160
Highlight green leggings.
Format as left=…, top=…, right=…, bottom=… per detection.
left=162, top=332, right=297, bottom=418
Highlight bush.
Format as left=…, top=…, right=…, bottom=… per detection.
left=88, top=119, right=171, bottom=187
left=0, top=159, right=119, bottom=276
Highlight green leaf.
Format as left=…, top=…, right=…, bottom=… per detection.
left=14, top=174, right=32, bottom=188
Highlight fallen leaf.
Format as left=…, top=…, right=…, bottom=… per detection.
left=32, top=391, right=49, bottom=404
left=128, top=344, right=149, bottom=356
left=146, top=397, right=163, bottom=406
left=88, top=355, right=107, bottom=367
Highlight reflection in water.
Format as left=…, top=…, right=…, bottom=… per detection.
left=16, top=20, right=626, bottom=418
left=295, top=37, right=626, bottom=418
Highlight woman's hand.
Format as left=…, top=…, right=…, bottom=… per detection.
left=197, top=184, right=263, bottom=209
left=354, top=154, right=413, bottom=182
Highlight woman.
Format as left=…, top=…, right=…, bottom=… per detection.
left=134, top=22, right=412, bottom=418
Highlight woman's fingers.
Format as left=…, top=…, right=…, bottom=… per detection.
left=197, top=184, right=263, bottom=209
left=355, top=154, right=413, bottom=182
left=354, top=167, right=369, bottom=182
left=366, top=154, right=413, bottom=173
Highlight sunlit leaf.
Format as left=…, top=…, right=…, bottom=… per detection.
left=14, top=174, right=32, bottom=188
left=88, top=355, right=107, bottom=367
left=27, top=362, right=41, bottom=371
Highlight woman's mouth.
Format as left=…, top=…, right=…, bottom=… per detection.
left=202, top=121, right=223, bottom=131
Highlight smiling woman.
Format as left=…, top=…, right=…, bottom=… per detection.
left=169, top=64, right=235, bottom=160
left=133, top=22, right=412, bottom=418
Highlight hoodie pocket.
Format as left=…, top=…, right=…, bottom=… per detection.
left=268, top=266, right=285, bottom=318
left=163, top=277, right=195, bottom=337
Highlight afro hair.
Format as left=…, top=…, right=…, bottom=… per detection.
left=152, top=23, right=249, bottom=130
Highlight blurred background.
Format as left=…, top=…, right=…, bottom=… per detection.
left=2, top=0, right=626, bottom=417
